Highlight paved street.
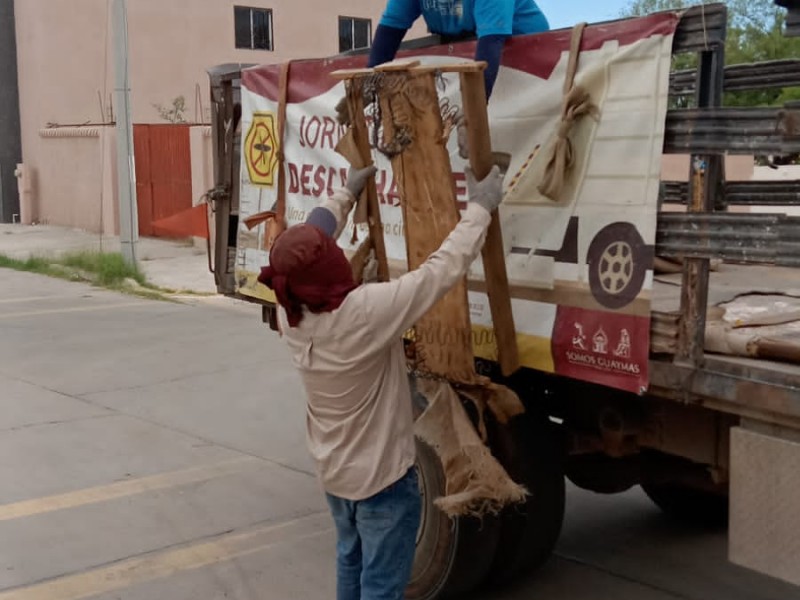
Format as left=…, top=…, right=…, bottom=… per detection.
left=1, top=268, right=799, bottom=600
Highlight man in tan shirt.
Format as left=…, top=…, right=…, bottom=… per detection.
left=258, top=164, right=505, bottom=600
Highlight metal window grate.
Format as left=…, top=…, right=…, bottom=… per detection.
left=339, top=16, right=371, bottom=53
left=234, top=6, right=273, bottom=51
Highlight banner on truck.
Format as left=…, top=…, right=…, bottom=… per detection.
left=236, top=14, right=680, bottom=394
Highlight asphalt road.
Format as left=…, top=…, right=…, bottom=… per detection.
left=1, top=269, right=798, bottom=600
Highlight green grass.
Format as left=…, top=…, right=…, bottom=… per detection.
left=0, top=251, right=169, bottom=300
left=59, top=251, right=147, bottom=286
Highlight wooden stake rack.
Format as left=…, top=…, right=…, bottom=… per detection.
left=332, top=60, right=520, bottom=381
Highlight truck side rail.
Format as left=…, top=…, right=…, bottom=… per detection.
left=660, top=180, right=800, bottom=207
left=671, top=59, right=800, bottom=96
left=664, top=108, right=800, bottom=155
left=649, top=1, right=800, bottom=428
left=649, top=357, right=800, bottom=431
left=656, top=213, right=800, bottom=266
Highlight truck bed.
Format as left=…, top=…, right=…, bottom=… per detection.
left=650, top=262, right=800, bottom=428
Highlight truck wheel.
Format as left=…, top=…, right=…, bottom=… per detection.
left=486, top=410, right=566, bottom=584
left=406, top=438, right=501, bottom=599
left=641, top=482, right=728, bottom=528
left=587, top=222, right=648, bottom=310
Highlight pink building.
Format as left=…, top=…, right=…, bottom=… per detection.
left=13, top=0, right=424, bottom=234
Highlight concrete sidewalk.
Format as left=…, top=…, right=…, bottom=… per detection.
left=0, top=224, right=217, bottom=294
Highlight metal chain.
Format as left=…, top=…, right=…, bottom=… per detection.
left=363, top=69, right=462, bottom=157
left=362, top=72, right=414, bottom=159
left=439, top=97, right=461, bottom=142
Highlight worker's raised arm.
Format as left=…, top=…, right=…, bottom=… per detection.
left=474, top=35, right=507, bottom=99
left=368, top=25, right=408, bottom=67
left=368, top=0, right=420, bottom=67
left=473, top=0, right=550, bottom=98
left=305, top=166, right=376, bottom=239
left=357, top=166, right=504, bottom=346
left=473, top=0, right=515, bottom=98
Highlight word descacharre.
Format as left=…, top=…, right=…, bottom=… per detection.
left=287, top=162, right=469, bottom=209
left=287, top=163, right=401, bottom=206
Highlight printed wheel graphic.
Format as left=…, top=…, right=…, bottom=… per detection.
left=587, top=223, right=647, bottom=310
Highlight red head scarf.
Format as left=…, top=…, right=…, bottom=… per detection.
left=257, top=224, right=357, bottom=327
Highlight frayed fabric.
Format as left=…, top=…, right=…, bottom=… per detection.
left=414, top=378, right=528, bottom=518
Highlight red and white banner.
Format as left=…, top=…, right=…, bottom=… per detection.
left=236, top=13, right=680, bottom=394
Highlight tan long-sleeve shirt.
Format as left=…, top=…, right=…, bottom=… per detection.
left=278, top=197, right=491, bottom=500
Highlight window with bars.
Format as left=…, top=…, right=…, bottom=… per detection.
left=339, top=16, right=372, bottom=53
left=234, top=6, right=273, bottom=51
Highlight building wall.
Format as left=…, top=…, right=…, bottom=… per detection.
left=0, top=0, right=22, bottom=222
left=661, top=154, right=755, bottom=182
left=14, top=0, right=425, bottom=230
left=749, top=165, right=800, bottom=217
left=34, top=127, right=118, bottom=233
left=126, top=0, right=410, bottom=124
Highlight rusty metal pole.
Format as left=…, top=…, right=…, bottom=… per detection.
left=675, top=34, right=726, bottom=366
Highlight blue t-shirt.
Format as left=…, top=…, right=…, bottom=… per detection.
left=380, top=0, right=549, bottom=38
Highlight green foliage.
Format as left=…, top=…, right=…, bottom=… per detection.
left=621, top=0, right=800, bottom=107
left=59, top=251, right=147, bottom=286
left=0, top=251, right=163, bottom=298
left=0, top=255, right=62, bottom=276
left=622, top=0, right=693, bottom=16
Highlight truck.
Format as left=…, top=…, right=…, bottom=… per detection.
left=206, top=2, right=800, bottom=597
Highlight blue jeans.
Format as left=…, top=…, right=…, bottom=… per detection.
left=326, top=468, right=421, bottom=600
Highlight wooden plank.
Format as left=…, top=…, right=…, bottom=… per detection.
left=331, top=61, right=487, bottom=81
left=374, top=59, right=422, bottom=72
left=381, top=72, right=476, bottom=383
left=459, top=71, right=520, bottom=376
left=342, top=80, right=390, bottom=282
left=329, top=68, right=375, bottom=80
left=411, top=61, right=487, bottom=74
left=378, top=60, right=486, bottom=74
left=329, top=60, right=423, bottom=80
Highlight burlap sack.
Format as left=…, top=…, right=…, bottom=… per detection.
left=414, top=378, right=528, bottom=517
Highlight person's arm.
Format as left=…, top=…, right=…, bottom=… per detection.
left=358, top=166, right=504, bottom=346
left=368, top=25, right=408, bottom=67
left=473, top=0, right=516, bottom=99
left=368, top=0, right=420, bottom=66
left=305, top=166, right=376, bottom=239
left=360, top=204, right=489, bottom=345
left=304, top=193, right=352, bottom=239
left=475, top=35, right=507, bottom=99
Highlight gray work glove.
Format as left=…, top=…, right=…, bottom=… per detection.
left=345, top=165, right=378, bottom=198
left=466, top=165, right=505, bottom=213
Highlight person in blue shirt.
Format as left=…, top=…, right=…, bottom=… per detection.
left=368, top=0, right=550, bottom=99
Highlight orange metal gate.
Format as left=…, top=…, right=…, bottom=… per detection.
left=133, top=124, right=193, bottom=237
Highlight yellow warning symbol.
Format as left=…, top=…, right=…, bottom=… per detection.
left=244, top=112, right=279, bottom=186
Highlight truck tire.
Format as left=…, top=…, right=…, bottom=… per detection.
left=406, top=438, right=501, bottom=600
left=486, top=410, right=566, bottom=584
left=641, top=482, right=728, bottom=528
